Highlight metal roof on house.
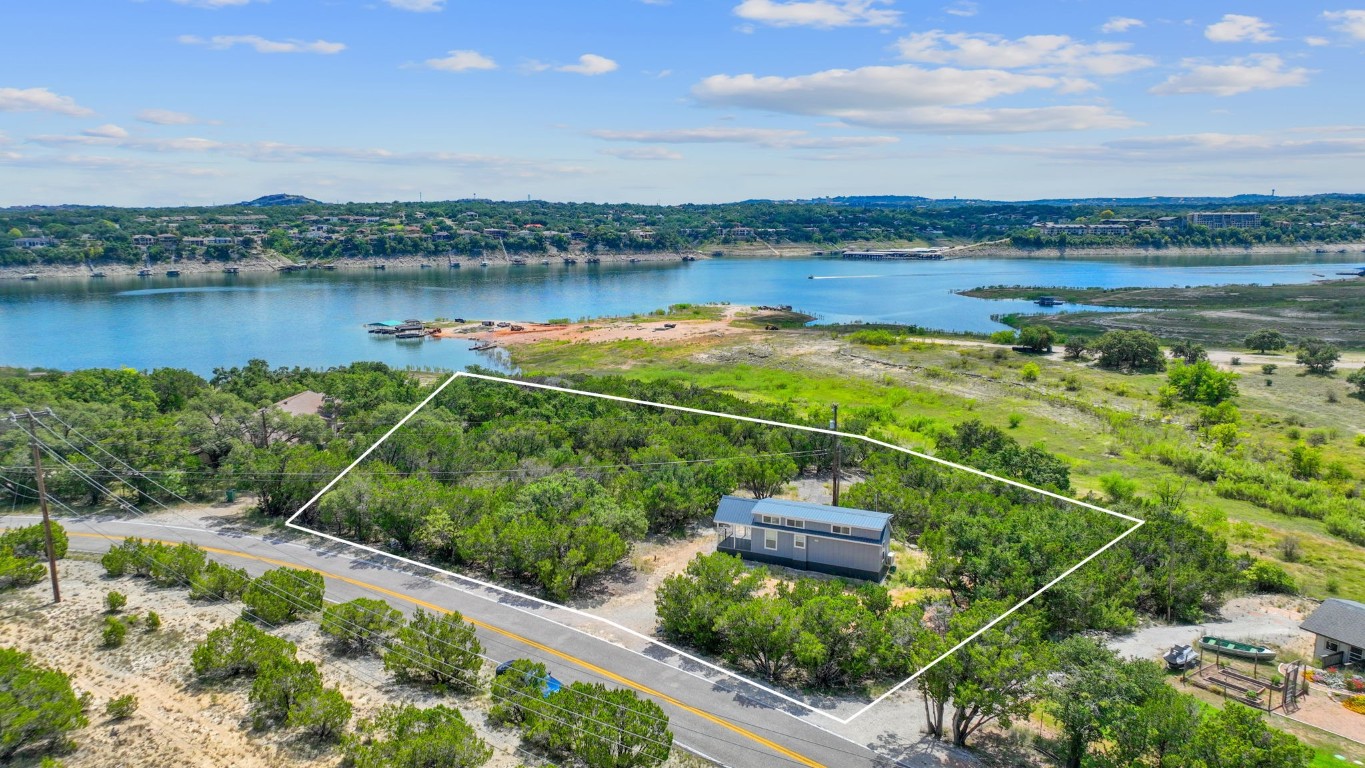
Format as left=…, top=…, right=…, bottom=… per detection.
left=714, top=496, right=758, bottom=526
left=1300, top=598, right=1365, bottom=648
left=713, top=495, right=891, bottom=531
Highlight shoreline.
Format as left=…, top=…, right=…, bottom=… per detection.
left=0, top=250, right=704, bottom=280
left=5, top=241, right=1364, bottom=281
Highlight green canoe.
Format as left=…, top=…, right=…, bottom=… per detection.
left=1199, top=636, right=1276, bottom=661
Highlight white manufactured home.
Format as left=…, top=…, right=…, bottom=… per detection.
left=713, top=495, right=892, bottom=581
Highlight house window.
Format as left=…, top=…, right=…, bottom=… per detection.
left=760, top=514, right=780, bottom=525
left=794, top=534, right=806, bottom=550
left=786, top=518, right=804, bottom=529
left=1326, top=640, right=1340, bottom=653
left=1351, top=646, right=1363, bottom=664
left=764, top=530, right=778, bottom=550
left=830, top=525, right=851, bottom=536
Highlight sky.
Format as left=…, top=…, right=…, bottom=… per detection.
left=3, top=0, right=1365, bottom=206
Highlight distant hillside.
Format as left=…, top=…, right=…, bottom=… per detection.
left=814, top=193, right=1365, bottom=209
left=238, top=194, right=321, bottom=207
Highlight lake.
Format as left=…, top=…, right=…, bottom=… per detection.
left=1, top=254, right=1357, bottom=375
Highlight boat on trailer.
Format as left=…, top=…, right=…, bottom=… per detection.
left=1198, top=636, right=1276, bottom=661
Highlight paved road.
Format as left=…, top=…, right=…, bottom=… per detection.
left=3, top=513, right=960, bottom=768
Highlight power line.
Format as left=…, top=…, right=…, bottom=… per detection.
left=4, top=422, right=862, bottom=767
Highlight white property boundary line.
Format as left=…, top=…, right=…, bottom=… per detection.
left=285, top=371, right=1144, bottom=726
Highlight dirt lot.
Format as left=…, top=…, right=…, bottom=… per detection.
left=437, top=305, right=755, bottom=348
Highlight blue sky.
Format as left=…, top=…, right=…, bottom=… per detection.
left=3, top=0, right=1364, bottom=205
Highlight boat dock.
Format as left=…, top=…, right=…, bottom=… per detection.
left=841, top=248, right=945, bottom=260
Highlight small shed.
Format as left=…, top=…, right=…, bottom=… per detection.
left=1300, top=598, right=1365, bottom=667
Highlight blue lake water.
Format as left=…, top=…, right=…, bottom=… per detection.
left=0, top=255, right=1358, bottom=375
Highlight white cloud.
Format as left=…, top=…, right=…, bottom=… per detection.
left=1324, top=10, right=1365, bottom=40
left=1204, top=14, right=1278, bottom=43
left=895, top=30, right=1155, bottom=75
left=998, top=130, right=1365, bottom=163
left=177, top=34, right=346, bottom=54
left=1151, top=54, right=1311, bottom=96
left=386, top=0, right=444, bottom=11
left=1100, top=17, right=1144, bottom=33
left=1305, top=36, right=1331, bottom=46
left=695, top=65, right=1058, bottom=112
left=82, top=124, right=129, bottom=139
left=944, top=1, right=977, bottom=17
left=600, top=147, right=685, bottom=160
left=732, top=0, right=899, bottom=29
left=0, top=87, right=93, bottom=117
left=136, top=108, right=207, bottom=125
left=424, top=50, right=497, bottom=72
left=592, top=126, right=900, bottom=148
left=557, top=54, right=618, bottom=76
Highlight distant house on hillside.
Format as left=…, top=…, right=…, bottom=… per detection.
left=1300, top=598, right=1365, bottom=667
left=274, top=390, right=333, bottom=420
left=713, top=496, right=892, bottom=581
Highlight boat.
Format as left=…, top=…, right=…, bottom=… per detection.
left=540, top=259, right=550, bottom=265
left=396, top=329, right=431, bottom=340
left=20, top=273, right=38, bottom=280
left=449, top=262, right=461, bottom=269
left=630, top=258, right=641, bottom=263
left=166, top=270, right=181, bottom=277
left=1198, top=636, right=1276, bottom=661
left=480, top=261, right=490, bottom=267
left=471, top=342, right=497, bottom=351
left=90, top=271, right=106, bottom=278
left=511, top=259, right=527, bottom=266
left=222, top=267, right=239, bottom=274
left=562, top=257, right=578, bottom=264
left=138, top=269, right=153, bottom=277
left=1164, top=644, right=1199, bottom=671
left=420, top=263, right=432, bottom=269
left=372, top=264, right=386, bottom=270
left=322, top=264, right=337, bottom=270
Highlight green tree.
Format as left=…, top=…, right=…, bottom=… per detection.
left=528, top=682, right=672, bottom=768
left=1244, top=329, right=1287, bottom=354
left=1063, top=337, right=1088, bottom=360
left=1092, top=330, right=1166, bottom=372
left=1017, top=325, right=1057, bottom=353
left=1045, top=637, right=1167, bottom=768
left=1287, top=441, right=1322, bottom=480
left=1346, top=367, right=1365, bottom=395
left=489, top=659, right=550, bottom=725
left=655, top=553, right=763, bottom=653
left=1180, top=702, right=1311, bottom=768
left=715, top=598, right=800, bottom=682
left=188, top=560, right=251, bottom=601
left=242, top=567, right=325, bottom=624
left=0, top=523, right=68, bottom=561
left=1167, top=361, right=1239, bottom=405
left=0, top=647, right=88, bottom=760
left=343, top=704, right=492, bottom=768
left=1169, top=340, right=1209, bottom=365
left=1098, top=472, right=1138, bottom=503
left=147, top=368, right=207, bottom=413
left=191, top=619, right=297, bottom=680
left=1296, top=338, right=1341, bottom=374
left=286, top=686, right=352, bottom=742
left=320, top=598, right=402, bottom=655
left=734, top=454, right=797, bottom=499
left=384, top=609, right=483, bottom=691
left=249, top=657, right=323, bottom=730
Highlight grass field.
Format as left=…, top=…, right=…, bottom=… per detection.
left=512, top=325, right=1365, bottom=604
left=961, top=280, right=1365, bottom=348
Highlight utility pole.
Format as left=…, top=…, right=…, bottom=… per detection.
left=830, top=404, right=841, bottom=507
left=23, top=410, right=61, bottom=603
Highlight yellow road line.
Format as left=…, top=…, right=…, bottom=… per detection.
left=68, top=532, right=828, bottom=768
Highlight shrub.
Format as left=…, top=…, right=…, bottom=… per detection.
left=189, top=560, right=251, bottom=601
left=1327, top=390, right=1340, bottom=404
left=0, top=523, right=68, bottom=561
left=1288, top=442, right=1322, bottom=480
left=145, top=611, right=161, bottom=631
left=1167, top=360, right=1239, bottom=405
left=321, top=598, right=402, bottom=655
left=1020, top=362, right=1041, bottom=382
left=1007, top=413, right=1023, bottom=429
left=242, top=568, right=325, bottom=625
left=1062, top=374, right=1081, bottom=391
left=989, top=329, right=1017, bottom=345
left=101, top=617, right=127, bottom=648
left=104, top=694, right=137, bottom=720
left=1297, top=338, right=1341, bottom=374
left=1242, top=560, right=1296, bottom=594
left=191, top=619, right=297, bottom=681
left=1230, top=356, right=1241, bottom=366
left=343, top=704, right=491, bottom=768
left=0, top=648, right=87, bottom=760
left=1099, top=472, right=1138, bottom=503
left=0, top=548, right=46, bottom=590
left=287, top=686, right=352, bottom=742
left=249, top=658, right=323, bottom=730
left=1262, top=364, right=1277, bottom=375
left=104, top=591, right=126, bottom=613
left=848, top=329, right=898, bottom=346
left=383, top=609, right=483, bottom=691
left=1277, top=536, right=1301, bottom=563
